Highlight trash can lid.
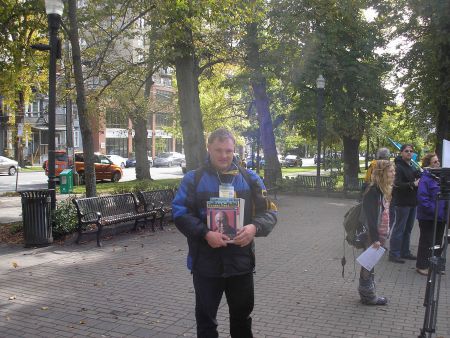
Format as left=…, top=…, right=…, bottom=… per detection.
left=60, top=169, right=72, bottom=174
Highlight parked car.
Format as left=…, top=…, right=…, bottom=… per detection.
left=106, top=154, right=127, bottom=168
left=181, top=158, right=187, bottom=174
left=285, top=155, right=302, bottom=167
left=43, top=151, right=123, bottom=183
left=125, top=156, right=153, bottom=168
left=153, top=152, right=185, bottom=167
left=0, top=156, right=18, bottom=176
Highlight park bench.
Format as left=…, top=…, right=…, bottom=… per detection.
left=296, top=175, right=337, bottom=190
left=263, top=168, right=279, bottom=199
left=137, top=189, right=175, bottom=230
left=73, top=193, right=155, bottom=247
left=285, top=174, right=337, bottom=191
left=344, top=176, right=365, bottom=192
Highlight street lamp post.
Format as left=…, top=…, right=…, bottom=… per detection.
left=45, top=0, right=64, bottom=213
left=316, top=75, right=325, bottom=190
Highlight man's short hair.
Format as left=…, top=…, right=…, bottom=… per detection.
left=376, top=148, right=390, bottom=160
left=208, top=128, right=236, bottom=145
left=400, top=144, right=414, bottom=152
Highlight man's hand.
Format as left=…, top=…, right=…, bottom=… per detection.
left=233, top=224, right=257, bottom=247
left=371, top=241, right=381, bottom=249
left=205, top=231, right=230, bottom=248
left=413, top=178, right=420, bottom=187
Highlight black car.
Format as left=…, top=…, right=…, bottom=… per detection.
left=125, top=157, right=153, bottom=167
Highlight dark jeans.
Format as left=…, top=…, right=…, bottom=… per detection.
left=416, top=219, right=445, bottom=269
left=193, top=272, right=254, bottom=338
left=389, top=206, right=416, bottom=258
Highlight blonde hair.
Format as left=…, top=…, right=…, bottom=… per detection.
left=370, top=160, right=394, bottom=201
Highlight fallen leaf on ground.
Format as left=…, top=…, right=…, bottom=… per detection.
left=11, top=262, right=18, bottom=268
left=41, top=307, right=48, bottom=310
left=8, top=295, right=16, bottom=300
left=79, top=320, right=85, bottom=324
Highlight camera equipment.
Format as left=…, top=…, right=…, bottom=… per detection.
left=419, top=168, right=450, bottom=338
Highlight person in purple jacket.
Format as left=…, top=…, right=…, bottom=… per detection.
left=416, top=153, right=446, bottom=276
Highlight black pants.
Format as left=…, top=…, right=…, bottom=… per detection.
left=193, top=272, right=254, bottom=338
left=416, top=219, right=445, bottom=269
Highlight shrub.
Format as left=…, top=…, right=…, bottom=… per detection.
left=111, top=179, right=179, bottom=195
left=53, top=196, right=78, bottom=239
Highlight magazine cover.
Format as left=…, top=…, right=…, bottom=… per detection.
left=206, top=198, right=245, bottom=239
left=209, top=209, right=238, bottom=238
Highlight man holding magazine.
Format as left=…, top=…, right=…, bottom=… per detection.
left=172, top=128, right=277, bottom=338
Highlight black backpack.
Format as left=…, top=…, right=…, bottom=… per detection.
left=343, top=202, right=367, bottom=249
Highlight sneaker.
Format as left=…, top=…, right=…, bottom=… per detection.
left=389, top=256, right=405, bottom=264
left=361, top=296, right=388, bottom=306
left=416, top=268, right=429, bottom=276
left=401, top=253, right=417, bottom=260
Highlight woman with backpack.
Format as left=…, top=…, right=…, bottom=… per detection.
left=358, top=160, right=395, bottom=305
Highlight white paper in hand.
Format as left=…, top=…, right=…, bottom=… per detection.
left=356, top=246, right=386, bottom=271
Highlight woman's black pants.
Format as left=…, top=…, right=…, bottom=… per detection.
left=416, top=219, right=445, bottom=270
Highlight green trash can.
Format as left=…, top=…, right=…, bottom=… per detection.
left=60, top=169, right=73, bottom=194
left=19, top=190, right=53, bottom=247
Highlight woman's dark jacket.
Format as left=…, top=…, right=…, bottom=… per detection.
left=392, top=156, right=420, bottom=207
left=362, top=185, right=384, bottom=243
left=417, top=170, right=445, bottom=221
left=172, top=160, right=277, bottom=278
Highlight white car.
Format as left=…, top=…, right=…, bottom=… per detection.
left=0, top=156, right=19, bottom=175
left=106, top=155, right=127, bottom=168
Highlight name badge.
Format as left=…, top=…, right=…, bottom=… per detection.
left=219, top=183, right=235, bottom=198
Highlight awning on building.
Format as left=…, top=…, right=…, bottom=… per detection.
left=31, top=125, right=67, bottom=131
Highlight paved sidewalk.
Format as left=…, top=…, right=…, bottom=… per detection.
left=0, top=194, right=76, bottom=224
left=0, top=194, right=449, bottom=337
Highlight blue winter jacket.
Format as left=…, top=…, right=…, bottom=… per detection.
left=172, top=160, right=277, bottom=278
left=417, top=170, right=445, bottom=221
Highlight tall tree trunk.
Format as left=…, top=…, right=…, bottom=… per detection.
left=342, top=135, right=360, bottom=185
left=245, top=21, right=281, bottom=183
left=133, top=114, right=151, bottom=180
left=174, top=49, right=206, bottom=171
left=14, top=91, right=24, bottom=166
left=133, top=52, right=154, bottom=180
left=67, top=0, right=96, bottom=197
left=435, top=33, right=450, bottom=158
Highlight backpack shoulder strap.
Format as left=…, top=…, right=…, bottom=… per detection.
left=193, top=166, right=205, bottom=190
left=237, top=165, right=253, bottom=188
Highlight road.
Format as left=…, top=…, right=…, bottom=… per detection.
left=0, top=166, right=184, bottom=193
left=0, top=158, right=316, bottom=193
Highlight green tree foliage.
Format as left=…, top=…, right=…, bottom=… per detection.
left=381, top=0, right=450, bottom=156
left=0, top=0, right=48, bottom=161
left=269, top=0, right=392, bottom=179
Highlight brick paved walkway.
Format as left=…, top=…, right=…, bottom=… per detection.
left=0, top=194, right=449, bottom=337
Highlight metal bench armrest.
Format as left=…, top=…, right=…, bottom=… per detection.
left=80, top=211, right=101, bottom=224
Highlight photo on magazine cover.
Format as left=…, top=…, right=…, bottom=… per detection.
left=209, top=209, right=237, bottom=237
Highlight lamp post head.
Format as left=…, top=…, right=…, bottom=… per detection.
left=45, top=0, right=64, bottom=16
left=316, top=75, right=325, bottom=89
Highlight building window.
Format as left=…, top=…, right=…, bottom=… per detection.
left=106, top=138, right=128, bottom=157
left=155, top=113, right=170, bottom=127
left=74, top=130, right=80, bottom=147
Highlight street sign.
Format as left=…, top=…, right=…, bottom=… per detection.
left=17, top=123, right=24, bottom=137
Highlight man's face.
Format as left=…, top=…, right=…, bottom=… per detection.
left=215, top=212, right=227, bottom=227
left=401, top=146, right=413, bottom=161
left=207, top=137, right=235, bottom=172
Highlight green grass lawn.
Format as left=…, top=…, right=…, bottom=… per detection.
left=19, top=166, right=44, bottom=172
left=71, top=178, right=181, bottom=195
